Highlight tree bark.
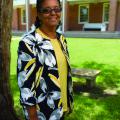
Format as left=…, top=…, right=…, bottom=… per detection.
left=0, top=0, right=19, bottom=120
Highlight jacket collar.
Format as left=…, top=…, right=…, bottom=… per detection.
left=35, top=29, right=71, bottom=68
left=57, top=32, right=71, bottom=67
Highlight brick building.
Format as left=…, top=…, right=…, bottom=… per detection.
left=12, top=0, right=120, bottom=32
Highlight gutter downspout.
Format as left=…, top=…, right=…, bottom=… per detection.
left=25, top=0, right=29, bottom=32
left=62, top=0, right=66, bottom=34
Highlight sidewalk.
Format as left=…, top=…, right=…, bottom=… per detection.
left=64, top=31, right=120, bottom=38
left=12, top=30, right=25, bottom=36
left=12, top=30, right=120, bottom=38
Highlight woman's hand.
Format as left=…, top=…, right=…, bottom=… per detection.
left=26, top=105, right=39, bottom=120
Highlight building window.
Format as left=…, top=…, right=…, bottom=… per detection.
left=21, top=8, right=26, bottom=24
left=103, top=3, right=109, bottom=23
left=79, top=5, right=89, bottom=23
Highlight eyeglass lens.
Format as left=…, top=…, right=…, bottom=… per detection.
left=40, top=7, right=62, bottom=14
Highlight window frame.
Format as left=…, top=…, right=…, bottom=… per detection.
left=21, top=8, right=26, bottom=25
left=78, top=4, right=89, bottom=24
left=103, top=3, right=109, bottom=23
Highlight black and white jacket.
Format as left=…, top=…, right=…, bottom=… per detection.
left=17, top=29, right=73, bottom=120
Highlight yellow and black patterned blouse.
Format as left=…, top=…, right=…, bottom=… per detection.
left=17, top=28, right=73, bottom=120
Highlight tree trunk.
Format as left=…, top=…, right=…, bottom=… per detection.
left=0, top=0, right=19, bottom=120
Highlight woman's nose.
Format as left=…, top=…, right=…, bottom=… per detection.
left=50, top=9, right=56, bottom=15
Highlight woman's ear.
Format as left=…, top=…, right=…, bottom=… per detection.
left=38, top=14, right=43, bottom=27
left=38, top=13, right=42, bottom=22
left=34, top=15, right=42, bottom=28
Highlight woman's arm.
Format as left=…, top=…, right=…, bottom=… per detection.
left=17, top=38, right=41, bottom=120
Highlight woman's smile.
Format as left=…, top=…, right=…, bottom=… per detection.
left=49, top=17, right=58, bottom=22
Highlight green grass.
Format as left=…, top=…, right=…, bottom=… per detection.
left=10, top=36, right=120, bottom=120
left=67, top=38, right=120, bottom=68
left=10, top=36, right=20, bottom=75
left=65, top=95, right=120, bottom=120
left=10, top=36, right=24, bottom=119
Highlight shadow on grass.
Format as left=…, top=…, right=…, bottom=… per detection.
left=72, top=61, right=120, bottom=88
left=81, top=61, right=120, bottom=88
left=72, top=61, right=120, bottom=98
left=10, top=75, right=19, bottom=94
left=10, top=75, right=24, bottom=120
left=68, top=61, right=120, bottom=120
left=65, top=94, right=120, bottom=120
left=94, top=95, right=120, bottom=120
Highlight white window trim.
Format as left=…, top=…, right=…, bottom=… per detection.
left=103, top=3, right=109, bottom=23
left=21, top=8, right=26, bottom=25
left=78, top=4, right=89, bottom=24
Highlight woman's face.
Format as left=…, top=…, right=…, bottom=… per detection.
left=38, top=0, right=61, bottom=28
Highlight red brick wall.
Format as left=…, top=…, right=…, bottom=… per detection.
left=108, top=0, right=118, bottom=31
left=17, top=8, right=21, bottom=30
left=30, top=6, right=37, bottom=26
left=89, top=3, right=103, bottom=23
left=12, top=8, right=19, bottom=30
left=67, top=4, right=83, bottom=31
left=116, top=2, right=120, bottom=31
left=12, top=2, right=120, bottom=31
left=18, top=8, right=24, bottom=31
left=12, top=8, right=25, bottom=31
left=12, top=6, right=37, bottom=31
left=67, top=3, right=104, bottom=31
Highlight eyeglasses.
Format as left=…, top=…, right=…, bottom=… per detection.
left=39, top=7, right=62, bottom=14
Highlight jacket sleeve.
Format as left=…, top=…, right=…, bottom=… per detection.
left=17, top=38, right=42, bottom=106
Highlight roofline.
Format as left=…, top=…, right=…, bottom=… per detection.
left=13, top=0, right=119, bottom=7
left=13, top=0, right=62, bottom=6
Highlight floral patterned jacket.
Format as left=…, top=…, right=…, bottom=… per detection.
left=17, top=29, right=73, bottom=119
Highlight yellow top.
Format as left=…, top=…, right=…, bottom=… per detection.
left=36, top=28, right=68, bottom=112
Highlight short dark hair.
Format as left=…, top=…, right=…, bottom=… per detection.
left=34, top=0, right=61, bottom=28
left=36, top=0, right=61, bottom=12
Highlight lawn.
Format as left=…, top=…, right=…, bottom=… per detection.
left=10, top=36, right=120, bottom=120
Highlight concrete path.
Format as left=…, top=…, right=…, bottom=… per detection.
left=64, top=31, right=120, bottom=38
left=12, top=30, right=120, bottom=38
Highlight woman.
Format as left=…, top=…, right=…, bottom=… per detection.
left=17, top=0, right=73, bottom=119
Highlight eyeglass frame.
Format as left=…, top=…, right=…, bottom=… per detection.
left=39, top=7, right=62, bottom=14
